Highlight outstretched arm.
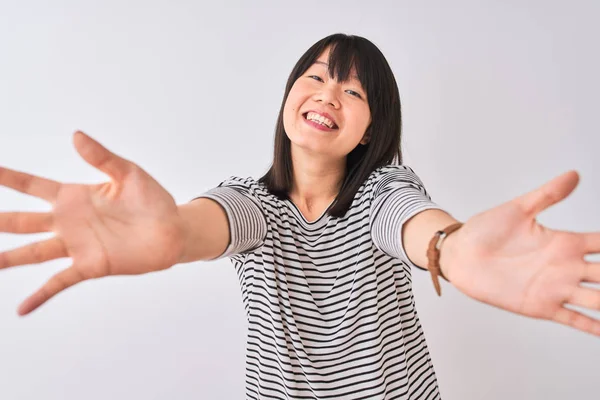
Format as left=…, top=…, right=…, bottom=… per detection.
left=402, top=170, right=600, bottom=337
left=0, top=131, right=233, bottom=316
left=177, top=198, right=230, bottom=263
left=402, top=208, right=461, bottom=273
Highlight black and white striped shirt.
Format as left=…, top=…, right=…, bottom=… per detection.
left=197, top=164, right=447, bottom=400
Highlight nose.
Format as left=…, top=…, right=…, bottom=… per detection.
left=314, top=84, right=340, bottom=109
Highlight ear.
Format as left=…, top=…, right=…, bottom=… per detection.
left=360, top=127, right=371, bottom=145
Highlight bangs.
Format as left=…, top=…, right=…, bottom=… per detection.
left=326, top=40, right=363, bottom=83
left=322, top=37, right=381, bottom=106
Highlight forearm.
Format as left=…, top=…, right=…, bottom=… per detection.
left=401, top=208, right=462, bottom=276
left=176, top=198, right=230, bottom=263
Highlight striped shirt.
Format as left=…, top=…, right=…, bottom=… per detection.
left=197, top=164, right=447, bottom=400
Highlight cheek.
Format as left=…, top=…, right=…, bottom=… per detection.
left=283, top=93, right=304, bottom=129
left=283, top=100, right=297, bottom=130
left=347, top=107, right=371, bottom=133
left=285, top=80, right=312, bottom=111
left=360, top=108, right=372, bottom=130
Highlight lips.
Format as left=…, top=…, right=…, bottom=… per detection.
left=302, top=110, right=339, bottom=129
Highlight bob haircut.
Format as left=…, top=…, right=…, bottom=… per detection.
left=259, top=33, right=403, bottom=218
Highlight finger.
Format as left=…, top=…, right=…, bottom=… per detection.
left=17, top=266, right=84, bottom=316
left=583, top=263, right=600, bottom=283
left=581, top=231, right=600, bottom=254
left=516, top=170, right=580, bottom=217
left=0, top=237, right=67, bottom=269
left=0, top=211, right=54, bottom=233
left=568, top=286, right=600, bottom=310
left=73, top=131, right=134, bottom=183
left=552, top=306, right=600, bottom=337
left=0, top=166, right=61, bottom=203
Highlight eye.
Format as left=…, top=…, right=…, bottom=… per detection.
left=345, top=90, right=362, bottom=99
left=308, top=75, right=324, bottom=82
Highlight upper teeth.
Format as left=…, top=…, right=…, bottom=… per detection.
left=306, top=112, right=335, bottom=128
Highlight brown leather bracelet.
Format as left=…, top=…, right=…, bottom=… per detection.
left=427, top=222, right=464, bottom=296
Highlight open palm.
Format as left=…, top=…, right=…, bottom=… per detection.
left=445, top=171, right=600, bottom=336
left=0, top=131, right=187, bottom=316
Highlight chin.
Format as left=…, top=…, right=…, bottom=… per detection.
left=289, top=136, right=330, bottom=155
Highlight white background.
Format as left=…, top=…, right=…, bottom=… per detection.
left=0, top=0, right=599, bottom=399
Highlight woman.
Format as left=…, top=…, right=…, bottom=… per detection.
left=0, top=33, right=598, bottom=399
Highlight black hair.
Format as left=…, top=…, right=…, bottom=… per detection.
left=259, top=33, right=403, bottom=218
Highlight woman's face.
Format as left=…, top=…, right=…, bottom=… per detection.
left=283, top=47, right=371, bottom=160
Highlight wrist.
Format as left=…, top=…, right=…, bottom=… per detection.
left=438, top=229, right=459, bottom=282
left=175, top=205, right=194, bottom=264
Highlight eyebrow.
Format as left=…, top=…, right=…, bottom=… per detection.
left=314, top=61, right=360, bottom=82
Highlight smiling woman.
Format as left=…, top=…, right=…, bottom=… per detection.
left=192, top=34, right=455, bottom=399
left=1, top=31, right=599, bottom=400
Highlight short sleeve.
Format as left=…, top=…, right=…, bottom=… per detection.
left=369, top=165, right=447, bottom=271
left=191, top=176, right=268, bottom=260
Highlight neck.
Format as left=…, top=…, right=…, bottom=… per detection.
left=289, top=145, right=346, bottom=207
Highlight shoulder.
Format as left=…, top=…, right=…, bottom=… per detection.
left=216, top=175, right=253, bottom=188
left=370, top=163, right=418, bottom=177
left=368, top=164, right=420, bottom=184
left=366, top=164, right=429, bottom=196
left=215, top=175, right=272, bottom=201
left=217, top=175, right=263, bottom=190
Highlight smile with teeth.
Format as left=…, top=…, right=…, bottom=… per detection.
left=304, top=112, right=337, bottom=129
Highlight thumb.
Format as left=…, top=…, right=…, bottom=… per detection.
left=72, top=130, right=134, bottom=182
left=516, top=170, right=580, bottom=217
